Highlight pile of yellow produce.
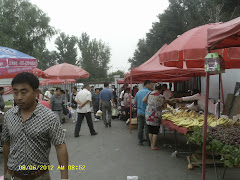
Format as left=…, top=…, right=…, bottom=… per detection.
left=162, top=110, right=234, bottom=129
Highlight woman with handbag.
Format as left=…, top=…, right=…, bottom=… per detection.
left=70, top=86, right=78, bottom=123
left=143, top=83, right=166, bottom=150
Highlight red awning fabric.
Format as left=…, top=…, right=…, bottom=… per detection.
left=64, top=79, right=76, bottom=84
left=44, top=63, right=89, bottom=79
left=207, top=16, right=240, bottom=50
left=40, top=79, right=64, bottom=86
left=159, top=23, right=240, bottom=69
left=159, top=23, right=219, bottom=68
left=0, top=68, right=49, bottom=79
left=129, top=44, right=205, bottom=81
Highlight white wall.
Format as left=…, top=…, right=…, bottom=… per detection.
left=201, top=69, right=240, bottom=102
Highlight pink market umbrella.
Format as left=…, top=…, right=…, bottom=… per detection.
left=0, top=47, right=37, bottom=78
left=44, top=63, right=89, bottom=80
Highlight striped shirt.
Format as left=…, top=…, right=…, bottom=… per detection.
left=1, top=103, right=65, bottom=173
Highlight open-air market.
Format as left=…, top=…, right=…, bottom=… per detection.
left=1, top=0, right=240, bottom=180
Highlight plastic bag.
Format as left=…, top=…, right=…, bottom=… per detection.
left=112, top=107, right=118, bottom=117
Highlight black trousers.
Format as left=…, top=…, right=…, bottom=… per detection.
left=124, top=107, right=130, bottom=121
left=74, top=112, right=96, bottom=136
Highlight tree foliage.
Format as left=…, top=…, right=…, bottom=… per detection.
left=129, top=0, right=240, bottom=68
left=78, top=32, right=111, bottom=82
left=108, top=70, right=125, bottom=82
left=54, top=32, right=78, bottom=65
left=0, top=0, right=56, bottom=61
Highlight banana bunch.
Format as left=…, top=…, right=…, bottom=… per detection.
left=162, top=110, right=234, bottom=129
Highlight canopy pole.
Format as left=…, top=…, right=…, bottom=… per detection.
left=130, top=75, right=133, bottom=134
left=218, top=74, right=221, bottom=118
left=220, top=74, right=225, bottom=114
left=202, top=73, right=210, bottom=180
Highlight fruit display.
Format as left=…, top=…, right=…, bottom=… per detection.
left=162, top=110, right=234, bottom=129
left=208, top=125, right=240, bottom=147
left=189, top=126, right=240, bottom=168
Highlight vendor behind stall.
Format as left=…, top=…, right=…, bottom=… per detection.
left=174, top=89, right=221, bottom=115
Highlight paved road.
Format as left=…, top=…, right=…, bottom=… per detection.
left=1, top=117, right=240, bottom=180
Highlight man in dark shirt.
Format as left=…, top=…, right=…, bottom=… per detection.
left=2, top=72, right=69, bottom=180
left=99, top=83, right=114, bottom=127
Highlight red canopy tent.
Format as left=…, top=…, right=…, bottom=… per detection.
left=159, top=23, right=240, bottom=69
left=44, top=63, right=89, bottom=80
left=207, top=16, right=240, bottom=50
left=131, top=44, right=205, bottom=78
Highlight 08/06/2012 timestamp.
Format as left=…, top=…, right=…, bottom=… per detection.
left=19, top=165, right=86, bottom=171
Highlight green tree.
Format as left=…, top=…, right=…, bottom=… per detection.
left=108, top=70, right=125, bottom=82
left=129, top=0, right=240, bottom=68
left=54, top=32, right=78, bottom=65
left=78, top=32, right=111, bottom=82
left=0, top=0, right=56, bottom=60
left=37, top=49, right=58, bottom=70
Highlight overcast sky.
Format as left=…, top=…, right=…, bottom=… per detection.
left=30, top=0, right=169, bottom=72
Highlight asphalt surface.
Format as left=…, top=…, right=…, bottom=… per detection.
left=1, top=116, right=240, bottom=180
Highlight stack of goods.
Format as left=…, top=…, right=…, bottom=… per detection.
left=162, top=110, right=234, bottom=129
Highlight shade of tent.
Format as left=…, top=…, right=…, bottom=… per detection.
left=0, top=46, right=37, bottom=78
left=207, top=16, right=240, bottom=49
left=44, top=63, right=89, bottom=80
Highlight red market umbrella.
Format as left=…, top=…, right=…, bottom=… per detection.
left=207, top=16, right=240, bottom=50
left=40, top=79, right=64, bottom=86
left=63, top=79, right=76, bottom=84
left=0, top=46, right=37, bottom=78
left=44, top=63, right=89, bottom=80
left=0, top=68, right=49, bottom=79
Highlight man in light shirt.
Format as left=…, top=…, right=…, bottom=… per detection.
left=162, top=84, right=173, bottom=100
left=44, top=88, right=54, bottom=101
left=174, top=89, right=221, bottom=116
left=74, top=84, right=98, bottom=137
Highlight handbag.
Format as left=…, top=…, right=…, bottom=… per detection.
left=71, top=103, right=77, bottom=109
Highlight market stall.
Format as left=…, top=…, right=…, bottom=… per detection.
left=158, top=17, right=240, bottom=180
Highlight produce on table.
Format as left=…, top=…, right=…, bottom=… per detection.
left=162, top=110, right=235, bottom=129
left=188, top=126, right=240, bottom=168
left=208, top=125, right=240, bottom=147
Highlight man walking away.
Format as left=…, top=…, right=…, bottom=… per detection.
left=51, top=87, right=64, bottom=123
left=74, top=84, right=98, bottom=137
left=135, top=80, right=153, bottom=146
left=2, top=72, right=68, bottom=180
left=92, top=88, right=100, bottom=122
left=99, top=82, right=114, bottom=127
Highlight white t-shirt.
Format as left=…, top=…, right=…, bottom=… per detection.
left=163, top=89, right=173, bottom=100
left=182, top=93, right=218, bottom=115
left=119, top=90, right=125, bottom=106
left=44, top=91, right=52, bottom=101
left=75, top=88, right=92, bottom=113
